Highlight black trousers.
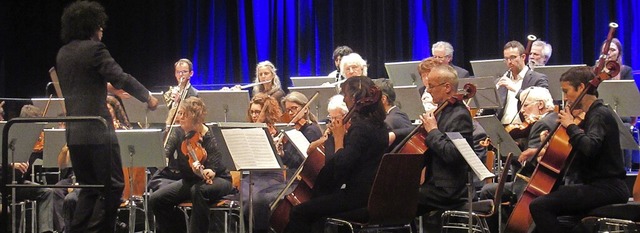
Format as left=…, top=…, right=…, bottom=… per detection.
left=67, top=144, right=124, bottom=233
left=284, top=190, right=367, bottom=233
left=530, top=178, right=629, bottom=233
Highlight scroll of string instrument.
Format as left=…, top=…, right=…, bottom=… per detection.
left=505, top=22, right=620, bottom=233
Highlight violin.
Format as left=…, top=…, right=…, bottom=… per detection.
left=506, top=114, right=541, bottom=139
left=181, top=130, right=213, bottom=184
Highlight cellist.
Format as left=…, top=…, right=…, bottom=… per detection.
left=529, top=67, right=629, bottom=232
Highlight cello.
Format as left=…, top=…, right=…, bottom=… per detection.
left=269, top=89, right=379, bottom=233
left=504, top=22, right=620, bottom=233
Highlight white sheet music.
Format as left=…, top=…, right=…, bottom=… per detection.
left=284, top=129, right=311, bottom=158
left=446, top=132, right=495, bottom=181
left=221, top=128, right=281, bottom=170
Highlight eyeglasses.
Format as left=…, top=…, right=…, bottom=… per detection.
left=175, top=70, right=190, bottom=75
left=503, top=55, right=520, bottom=62
left=427, top=82, right=447, bottom=89
left=286, top=105, right=300, bottom=114
left=249, top=110, right=261, bottom=115
left=326, top=114, right=345, bottom=121
left=433, top=55, right=450, bottom=60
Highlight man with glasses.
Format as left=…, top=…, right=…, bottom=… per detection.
left=432, top=41, right=470, bottom=79
left=495, top=41, right=548, bottom=124
left=164, top=58, right=199, bottom=126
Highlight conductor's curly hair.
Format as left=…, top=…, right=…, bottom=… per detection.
left=60, top=1, right=108, bottom=43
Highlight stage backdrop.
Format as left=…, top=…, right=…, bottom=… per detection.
left=2, top=0, right=639, bottom=98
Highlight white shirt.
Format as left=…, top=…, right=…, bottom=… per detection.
left=422, top=89, right=437, bottom=114
left=500, top=66, right=529, bottom=124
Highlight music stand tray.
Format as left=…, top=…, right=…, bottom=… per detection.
left=384, top=60, right=422, bottom=88
left=121, top=92, right=168, bottom=126
left=461, top=76, right=501, bottom=109
left=43, top=128, right=66, bottom=168
left=208, top=122, right=283, bottom=171
left=474, top=115, right=522, bottom=158
left=197, top=90, right=250, bottom=122
left=287, top=86, right=337, bottom=121
left=290, top=76, right=335, bottom=87
left=599, top=80, right=640, bottom=117
left=115, top=129, right=165, bottom=168
left=0, top=121, right=46, bottom=162
left=394, top=85, right=423, bottom=120
left=470, top=59, right=507, bottom=78
left=31, top=98, right=66, bottom=117
left=534, top=64, right=586, bottom=101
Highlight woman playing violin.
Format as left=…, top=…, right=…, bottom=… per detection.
left=529, top=67, right=629, bottom=233
left=284, top=76, right=388, bottom=233
left=278, top=92, right=323, bottom=170
left=149, top=97, right=233, bottom=233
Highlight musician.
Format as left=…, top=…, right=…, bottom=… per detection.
left=328, top=45, right=353, bottom=82
left=494, top=40, right=549, bottom=124
left=164, top=58, right=199, bottom=126
left=529, top=67, right=629, bottom=233
left=412, top=65, right=474, bottom=231
left=604, top=38, right=632, bottom=81
left=149, top=97, right=233, bottom=233
left=278, top=92, right=323, bottom=173
left=431, top=41, right=470, bottom=78
left=339, top=53, right=368, bottom=79
left=284, top=76, right=388, bottom=233
left=373, top=78, right=412, bottom=131
left=308, top=94, right=348, bottom=162
left=417, top=57, right=438, bottom=113
left=479, top=87, right=557, bottom=203
left=56, top=2, right=159, bottom=232
left=253, top=61, right=285, bottom=102
left=529, top=40, right=553, bottom=67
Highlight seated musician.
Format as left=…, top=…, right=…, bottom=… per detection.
left=328, top=45, right=353, bottom=82
left=252, top=61, right=285, bottom=102
left=148, top=97, right=233, bottom=233
left=284, top=76, right=388, bottom=233
left=413, top=65, right=474, bottom=231
left=164, top=58, right=199, bottom=126
left=479, top=87, right=557, bottom=231
left=417, top=57, right=438, bottom=113
left=373, top=78, right=412, bottom=131
left=529, top=67, right=629, bottom=232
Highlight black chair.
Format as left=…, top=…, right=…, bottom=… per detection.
left=324, top=153, right=424, bottom=233
left=440, top=153, right=513, bottom=233
left=580, top=170, right=640, bottom=232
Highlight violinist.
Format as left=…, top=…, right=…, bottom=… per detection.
left=284, top=76, right=388, bottom=233
left=278, top=92, right=323, bottom=173
left=308, top=94, right=349, bottom=162
left=412, top=65, right=474, bottom=231
left=164, top=58, right=199, bottom=126
left=529, top=67, right=629, bottom=233
left=252, top=61, right=285, bottom=102
left=149, top=97, right=233, bottom=233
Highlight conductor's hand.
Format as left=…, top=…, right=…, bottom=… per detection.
left=147, top=95, right=159, bottom=111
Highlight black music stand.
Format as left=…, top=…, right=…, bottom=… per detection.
left=116, top=129, right=164, bottom=233
left=287, top=86, right=336, bottom=120
left=474, top=115, right=522, bottom=159
left=534, top=64, right=586, bottom=103
left=394, top=85, right=424, bottom=121
left=209, top=122, right=283, bottom=233
left=384, top=60, right=422, bottom=88
left=470, top=59, right=507, bottom=78
left=121, top=92, right=168, bottom=128
left=197, top=90, right=250, bottom=122
left=462, top=76, right=502, bottom=110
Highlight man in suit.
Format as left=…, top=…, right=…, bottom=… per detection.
left=374, top=79, right=412, bottom=130
left=529, top=40, right=553, bottom=68
left=495, top=41, right=549, bottom=124
left=416, top=65, right=474, bottom=231
left=432, top=41, right=470, bottom=79
left=56, top=2, right=158, bottom=232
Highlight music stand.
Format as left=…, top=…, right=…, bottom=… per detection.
left=461, top=76, right=502, bottom=109
left=470, top=59, right=507, bottom=78
left=474, top=115, right=522, bottom=159
left=43, top=128, right=66, bottom=168
left=121, top=92, right=168, bottom=128
left=209, top=122, right=283, bottom=233
left=599, top=80, right=640, bottom=117
left=197, top=90, right=250, bottom=123
left=288, top=86, right=336, bottom=120
left=31, top=98, right=66, bottom=117
left=534, top=64, right=586, bottom=102
left=0, top=121, right=45, bottom=163
left=290, top=76, right=335, bottom=87
left=384, top=60, right=422, bottom=88
left=116, top=129, right=164, bottom=233
left=394, top=85, right=424, bottom=120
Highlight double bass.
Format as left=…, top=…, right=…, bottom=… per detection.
left=505, top=22, right=620, bottom=233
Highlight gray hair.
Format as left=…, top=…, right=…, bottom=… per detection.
left=327, top=94, right=348, bottom=114
left=519, top=86, right=554, bottom=111
left=432, top=41, right=454, bottom=56
left=532, top=40, right=553, bottom=62
left=253, top=60, right=282, bottom=93
left=339, top=53, right=368, bottom=77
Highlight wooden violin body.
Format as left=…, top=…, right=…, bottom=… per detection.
left=181, top=130, right=212, bottom=184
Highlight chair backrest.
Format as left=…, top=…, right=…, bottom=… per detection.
left=633, top=168, right=640, bottom=202
left=489, top=153, right=513, bottom=216
left=367, top=153, right=424, bottom=225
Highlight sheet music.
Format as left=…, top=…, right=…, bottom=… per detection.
left=446, top=132, right=495, bottom=181
left=284, top=129, right=311, bottom=158
left=221, top=128, right=281, bottom=170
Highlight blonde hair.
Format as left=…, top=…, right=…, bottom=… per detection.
left=179, top=97, right=207, bottom=125
left=282, top=91, right=318, bottom=123
left=253, top=61, right=282, bottom=94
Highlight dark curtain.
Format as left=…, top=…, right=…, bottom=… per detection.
left=2, top=0, right=638, bottom=100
